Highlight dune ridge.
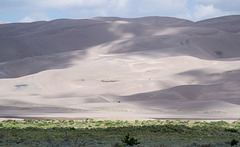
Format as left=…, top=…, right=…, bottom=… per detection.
left=0, top=15, right=240, bottom=120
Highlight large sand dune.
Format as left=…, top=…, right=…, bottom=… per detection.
left=0, top=15, right=240, bottom=120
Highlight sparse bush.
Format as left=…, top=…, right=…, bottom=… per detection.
left=121, top=133, right=140, bottom=146
left=230, top=139, right=239, bottom=146
left=225, top=128, right=238, bottom=133
left=0, top=133, right=4, bottom=139
left=101, top=79, right=118, bottom=82
left=210, top=121, right=228, bottom=126
left=215, top=51, right=223, bottom=57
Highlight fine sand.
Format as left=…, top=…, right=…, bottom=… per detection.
left=0, top=15, right=240, bottom=120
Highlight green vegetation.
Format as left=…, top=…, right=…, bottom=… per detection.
left=101, top=79, right=119, bottom=82
left=0, top=119, right=239, bottom=146
left=121, top=133, right=140, bottom=146
left=230, top=139, right=239, bottom=146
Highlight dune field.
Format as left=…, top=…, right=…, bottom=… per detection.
left=0, top=15, right=240, bottom=120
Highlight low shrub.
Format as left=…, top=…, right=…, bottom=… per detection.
left=225, top=128, right=238, bottom=133
left=121, top=133, right=140, bottom=146
left=230, top=139, right=239, bottom=146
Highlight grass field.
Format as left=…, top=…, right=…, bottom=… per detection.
left=0, top=119, right=240, bottom=146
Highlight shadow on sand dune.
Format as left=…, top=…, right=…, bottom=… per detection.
left=0, top=50, right=87, bottom=78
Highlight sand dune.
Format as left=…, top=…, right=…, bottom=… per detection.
left=194, top=15, right=240, bottom=33
left=0, top=15, right=240, bottom=120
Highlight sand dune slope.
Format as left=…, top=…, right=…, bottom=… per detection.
left=0, top=15, right=240, bottom=120
left=194, top=15, right=240, bottom=33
